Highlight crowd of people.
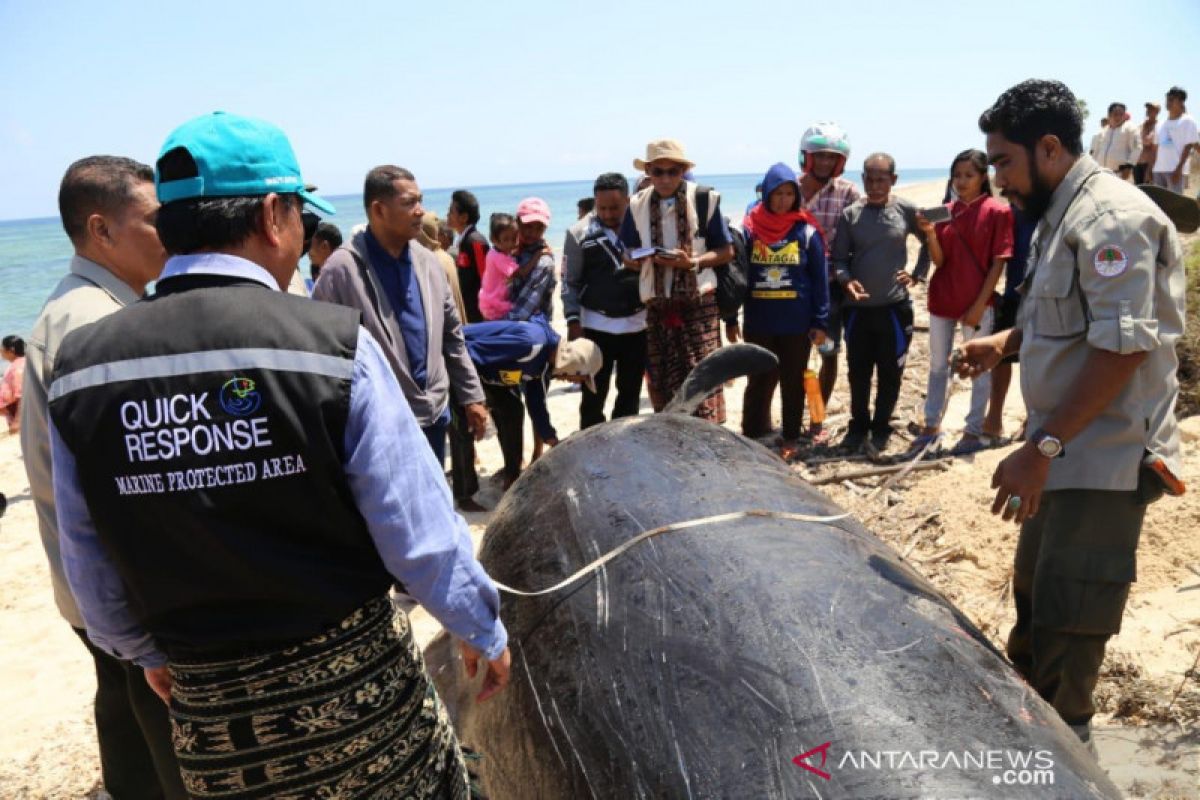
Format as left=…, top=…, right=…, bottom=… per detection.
left=2, top=77, right=1189, bottom=796
left=284, top=84, right=1199, bottom=488
left=1088, top=88, right=1199, bottom=192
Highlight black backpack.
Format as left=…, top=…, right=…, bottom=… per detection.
left=696, top=186, right=747, bottom=318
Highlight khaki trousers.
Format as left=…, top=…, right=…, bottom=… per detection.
left=1006, top=471, right=1161, bottom=726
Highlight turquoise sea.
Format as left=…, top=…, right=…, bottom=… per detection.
left=0, top=169, right=946, bottom=339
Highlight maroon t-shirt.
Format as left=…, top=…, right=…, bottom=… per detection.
left=928, top=195, right=1014, bottom=319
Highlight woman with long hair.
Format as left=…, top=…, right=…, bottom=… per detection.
left=915, top=149, right=1013, bottom=455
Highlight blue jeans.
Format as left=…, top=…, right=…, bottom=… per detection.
left=422, top=407, right=451, bottom=466
left=923, top=307, right=993, bottom=436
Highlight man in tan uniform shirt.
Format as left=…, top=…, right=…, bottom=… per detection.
left=963, top=80, right=1186, bottom=746
left=21, top=156, right=185, bottom=797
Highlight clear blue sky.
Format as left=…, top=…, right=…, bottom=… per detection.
left=1, top=0, right=1197, bottom=220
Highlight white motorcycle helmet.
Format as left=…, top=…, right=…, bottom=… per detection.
left=799, top=122, right=851, bottom=177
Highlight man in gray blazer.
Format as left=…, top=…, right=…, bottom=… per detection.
left=313, top=166, right=488, bottom=468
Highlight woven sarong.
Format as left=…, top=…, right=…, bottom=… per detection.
left=168, top=597, right=467, bottom=799
left=645, top=292, right=725, bottom=423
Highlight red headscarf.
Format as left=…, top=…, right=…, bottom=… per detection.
left=744, top=200, right=821, bottom=246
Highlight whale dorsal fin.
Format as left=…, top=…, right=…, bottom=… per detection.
left=664, top=343, right=779, bottom=416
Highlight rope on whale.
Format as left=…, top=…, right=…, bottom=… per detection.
left=492, top=509, right=851, bottom=597
left=492, top=433, right=943, bottom=597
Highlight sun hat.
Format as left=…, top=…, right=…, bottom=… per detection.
left=516, top=197, right=551, bottom=226
left=155, top=111, right=335, bottom=214
left=554, top=338, right=603, bottom=393
left=1145, top=101, right=1161, bottom=112
left=633, top=139, right=696, bottom=172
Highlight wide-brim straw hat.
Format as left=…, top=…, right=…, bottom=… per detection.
left=634, top=139, right=696, bottom=172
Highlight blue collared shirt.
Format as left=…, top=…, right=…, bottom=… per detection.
left=365, top=230, right=428, bottom=389
left=51, top=253, right=508, bottom=667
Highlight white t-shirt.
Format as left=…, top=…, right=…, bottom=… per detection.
left=1153, top=114, right=1200, bottom=174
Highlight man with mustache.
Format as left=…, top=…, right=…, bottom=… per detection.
left=314, top=166, right=490, bottom=468
left=797, top=122, right=861, bottom=443
left=959, top=79, right=1186, bottom=750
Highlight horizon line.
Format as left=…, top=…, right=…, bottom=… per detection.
left=0, top=169, right=948, bottom=225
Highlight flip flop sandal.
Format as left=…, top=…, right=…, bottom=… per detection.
left=901, top=434, right=946, bottom=461
left=949, top=435, right=994, bottom=456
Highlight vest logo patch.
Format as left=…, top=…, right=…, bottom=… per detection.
left=1094, top=245, right=1128, bottom=278
left=220, top=376, right=262, bottom=416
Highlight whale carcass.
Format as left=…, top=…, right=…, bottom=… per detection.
left=428, top=349, right=1121, bottom=799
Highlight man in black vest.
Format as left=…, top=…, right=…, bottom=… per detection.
left=561, top=172, right=647, bottom=428
left=47, top=112, right=509, bottom=798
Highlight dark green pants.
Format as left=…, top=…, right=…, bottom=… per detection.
left=1006, top=472, right=1161, bottom=726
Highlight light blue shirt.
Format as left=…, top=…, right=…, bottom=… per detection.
left=51, top=253, right=508, bottom=667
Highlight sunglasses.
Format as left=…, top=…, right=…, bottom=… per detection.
left=650, top=166, right=683, bottom=178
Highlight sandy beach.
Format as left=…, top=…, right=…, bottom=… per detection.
left=1, top=179, right=1196, bottom=798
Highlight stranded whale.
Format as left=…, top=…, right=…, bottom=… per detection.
left=428, top=345, right=1120, bottom=799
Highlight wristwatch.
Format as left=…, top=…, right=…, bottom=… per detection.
left=1030, top=428, right=1065, bottom=459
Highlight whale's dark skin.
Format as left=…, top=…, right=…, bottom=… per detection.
left=427, top=350, right=1120, bottom=799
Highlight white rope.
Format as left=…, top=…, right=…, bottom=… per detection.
left=492, top=509, right=850, bottom=597
left=493, top=435, right=944, bottom=598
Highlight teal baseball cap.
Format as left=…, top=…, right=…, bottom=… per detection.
left=155, top=111, right=335, bottom=214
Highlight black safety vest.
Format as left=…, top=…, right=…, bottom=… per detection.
left=49, top=273, right=393, bottom=659
left=579, top=227, right=643, bottom=319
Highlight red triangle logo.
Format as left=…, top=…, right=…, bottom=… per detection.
left=792, top=742, right=833, bottom=780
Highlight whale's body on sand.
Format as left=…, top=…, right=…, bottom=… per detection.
left=427, top=347, right=1120, bottom=799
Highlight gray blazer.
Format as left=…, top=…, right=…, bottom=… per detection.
left=313, top=229, right=484, bottom=426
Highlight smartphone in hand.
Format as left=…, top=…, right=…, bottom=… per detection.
left=632, top=246, right=680, bottom=258
left=921, top=205, right=952, bottom=224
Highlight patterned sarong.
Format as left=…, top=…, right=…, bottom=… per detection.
left=645, top=292, right=725, bottom=423
left=168, top=597, right=467, bottom=799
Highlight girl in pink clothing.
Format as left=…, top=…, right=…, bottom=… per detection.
left=0, top=335, right=26, bottom=433
left=478, top=213, right=521, bottom=320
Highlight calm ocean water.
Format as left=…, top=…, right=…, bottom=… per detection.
left=0, top=169, right=946, bottom=339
